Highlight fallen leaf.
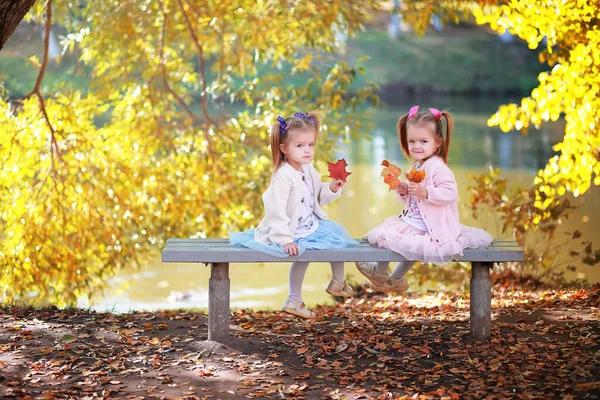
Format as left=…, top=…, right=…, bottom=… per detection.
left=60, top=334, right=76, bottom=343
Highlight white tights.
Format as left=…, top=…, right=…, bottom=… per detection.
left=375, top=261, right=415, bottom=279
left=289, top=262, right=344, bottom=302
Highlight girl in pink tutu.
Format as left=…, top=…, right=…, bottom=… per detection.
left=356, top=106, right=493, bottom=292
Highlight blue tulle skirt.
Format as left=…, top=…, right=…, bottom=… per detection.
left=229, top=220, right=358, bottom=258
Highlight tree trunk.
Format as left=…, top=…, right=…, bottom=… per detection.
left=0, top=0, right=36, bottom=52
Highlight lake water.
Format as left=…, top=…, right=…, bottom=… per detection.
left=82, top=100, right=599, bottom=312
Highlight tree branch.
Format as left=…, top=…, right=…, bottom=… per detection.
left=177, top=0, right=216, bottom=129
left=20, top=1, right=64, bottom=205
left=158, top=4, right=212, bottom=152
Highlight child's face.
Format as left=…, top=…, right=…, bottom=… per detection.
left=407, top=123, right=441, bottom=162
left=280, top=127, right=316, bottom=168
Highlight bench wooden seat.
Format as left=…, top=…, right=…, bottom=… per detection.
left=162, top=239, right=524, bottom=341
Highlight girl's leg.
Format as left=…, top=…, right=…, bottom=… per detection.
left=327, top=262, right=354, bottom=297
left=289, top=261, right=310, bottom=302
left=376, top=262, right=389, bottom=275
left=284, top=261, right=316, bottom=319
left=330, top=262, right=344, bottom=282
left=355, top=261, right=388, bottom=286
left=390, top=261, right=415, bottom=280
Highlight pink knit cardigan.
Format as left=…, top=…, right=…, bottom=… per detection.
left=399, top=156, right=462, bottom=244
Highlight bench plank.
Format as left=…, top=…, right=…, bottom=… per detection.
left=162, top=239, right=523, bottom=263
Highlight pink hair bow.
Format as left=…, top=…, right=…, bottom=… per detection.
left=408, top=105, right=442, bottom=121
left=407, top=105, right=419, bottom=120
left=429, top=108, right=442, bottom=120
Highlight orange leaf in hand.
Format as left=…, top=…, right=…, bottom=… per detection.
left=380, top=160, right=402, bottom=191
left=381, top=165, right=401, bottom=178
left=328, top=158, right=351, bottom=183
left=405, top=169, right=426, bottom=183
left=383, top=174, right=401, bottom=190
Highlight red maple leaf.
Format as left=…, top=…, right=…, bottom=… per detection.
left=327, top=158, right=352, bottom=183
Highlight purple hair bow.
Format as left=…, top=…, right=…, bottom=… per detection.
left=277, top=115, right=288, bottom=134
left=294, top=112, right=318, bottom=128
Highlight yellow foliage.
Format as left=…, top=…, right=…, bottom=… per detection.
left=472, top=0, right=600, bottom=206
left=0, top=0, right=379, bottom=305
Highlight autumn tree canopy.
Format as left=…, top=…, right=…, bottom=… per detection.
left=0, top=0, right=379, bottom=305
left=473, top=0, right=599, bottom=209
left=1, top=0, right=598, bottom=304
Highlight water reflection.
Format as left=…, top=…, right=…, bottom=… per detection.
left=84, top=101, right=598, bottom=313
left=346, top=102, right=563, bottom=171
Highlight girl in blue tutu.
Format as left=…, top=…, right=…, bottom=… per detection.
left=229, top=111, right=358, bottom=318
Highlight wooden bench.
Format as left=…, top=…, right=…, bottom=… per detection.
left=161, top=239, right=523, bottom=342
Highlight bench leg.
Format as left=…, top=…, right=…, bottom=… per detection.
left=470, top=262, right=492, bottom=339
left=208, top=262, right=230, bottom=342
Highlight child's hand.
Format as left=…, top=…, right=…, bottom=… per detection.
left=407, top=182, right=428, bottom=198
left=396, top=182, right=409, bottom=196
left=329, top=178, right=345, bottom=193
left=284, top=242, right=300, bottom=257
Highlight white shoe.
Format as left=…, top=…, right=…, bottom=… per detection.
left=282, top=298, right=317, bottom=319
left=372, top=276, right=409, bottom=293
left=325, top=278, right=354, bottom=297
left=355, top=262, right=388, bottom=286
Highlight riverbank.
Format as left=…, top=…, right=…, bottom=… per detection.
left=2, top=22, right=544, bottom=100
left=348, top=24, right=546, bottom=103
left=1, top=285, right=598, bottom=399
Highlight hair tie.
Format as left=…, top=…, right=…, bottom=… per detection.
left=429, top=108, right=442, bottom=120
left=277, top=115, right=288, bottom=134
left=293, top=112, right=318, bottom=128
left=407, top=105, right=419, bottom=120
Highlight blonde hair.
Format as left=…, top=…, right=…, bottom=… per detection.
left=269, top=111, right=321, bottom=171
left=397, top=109, right=454, bottom=163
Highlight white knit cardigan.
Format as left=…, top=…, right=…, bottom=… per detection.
left=254, top=162, right=342, bottom=246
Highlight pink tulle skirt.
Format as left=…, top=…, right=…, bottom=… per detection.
left=365, top=216, right=493, bottom=265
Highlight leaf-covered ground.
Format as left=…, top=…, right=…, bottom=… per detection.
left=1, top=285, right=598, bottom=399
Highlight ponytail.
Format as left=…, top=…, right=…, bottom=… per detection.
left=270, top=122, right=286, bottom=171
left=437, top=111, right=453, bottom=163
left=397, top=114, right=410, bottom=159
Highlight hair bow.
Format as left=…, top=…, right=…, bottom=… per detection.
left=429, top=108, right=442, bottom=120
left=407, top=105, right=419, bottom=121
left=407, top=105, right=442, bottom=121
left=277, top=115, right=288, bottom=134
left=294, top=112, right=318, bottom=128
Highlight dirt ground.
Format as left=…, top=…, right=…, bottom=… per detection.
left=1, top=285, right=599, bottom=399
